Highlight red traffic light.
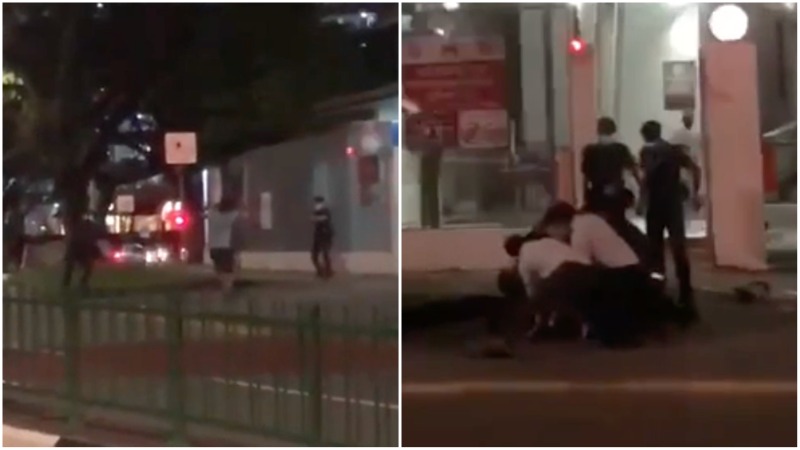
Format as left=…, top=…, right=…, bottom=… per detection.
left=166, top=211, right=189, bottom=230
left=568, top=37, right=586, bottom=55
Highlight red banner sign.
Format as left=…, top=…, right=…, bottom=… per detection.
left=402, top=36, right=507, bottom=148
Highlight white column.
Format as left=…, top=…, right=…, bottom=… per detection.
left=700, top=42, right=767, bottom=270
left=567, top=48, right=597, bottom=206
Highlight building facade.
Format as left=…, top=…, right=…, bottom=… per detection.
left=402, top=3, right=796, bottom=271
left=205, top=85, right=399, bottom=274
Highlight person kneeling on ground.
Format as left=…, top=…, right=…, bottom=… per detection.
left=572, top=201, right=682, bottom=336
left=482, top=203, right=611, bottom=357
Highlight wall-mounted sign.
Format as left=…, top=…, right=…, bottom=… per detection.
left=259, top=192, right=272, bottom=230
left=457, top=109, right=509, bottom=149
left=663, top=60, right=697, bottom=111
left=115, top=194, right=135, bottom=214
left=165, top=132, right=198, bottom=165
left=403, top=35, right=507, bottom=148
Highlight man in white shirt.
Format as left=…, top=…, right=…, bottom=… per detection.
left=572, top=205, right=683, bottom=332
left=669, top=111, right=705, bottom=216
left=571, top=212, right=639, bottom=269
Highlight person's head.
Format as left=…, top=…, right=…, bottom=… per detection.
left=681, top=111, right=694, bottom=130
left=640, top=120, right=662, bottom=143
left=503, top=234, right=525, bottom=258
left=537, top=201, right=577, bottom=242
left=314, top=195, right=325, bottom=205
left=597, top=117, right=617, bottom=137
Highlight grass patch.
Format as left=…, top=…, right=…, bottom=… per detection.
left=5, top=264, right=214, bottom=296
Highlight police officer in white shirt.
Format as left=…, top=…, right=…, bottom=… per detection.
left=516, top=202, right=647, bottom=348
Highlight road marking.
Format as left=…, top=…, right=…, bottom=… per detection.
left=4, top=377, right=399, bottom=412
left=403, top=380, right=797, bottom=396
left=209, top=378, right=398, bottom=410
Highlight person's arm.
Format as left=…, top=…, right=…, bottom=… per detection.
left=677, top=147, right=702, bottom=198
left=580, top=145, right=593, bottom=190
left=620, top=144, right=641, bottom=188
left=517, top=248, right=540, bottom=300
left=570, top=216, right=596, bottom=265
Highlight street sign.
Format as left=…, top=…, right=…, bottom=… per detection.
left=663, top=61, right=697, bottom=111
left=116, top=194, right=135, bottom=214
left=165, top=132, right=198, bottom=165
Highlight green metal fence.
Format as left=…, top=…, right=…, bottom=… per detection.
left=3, top=283, right=398, bottom=446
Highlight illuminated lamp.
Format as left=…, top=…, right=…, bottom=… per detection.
left=708, top=4, right=749, bottom=42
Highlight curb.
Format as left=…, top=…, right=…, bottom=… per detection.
left=3, top=424, right=60, bottom=447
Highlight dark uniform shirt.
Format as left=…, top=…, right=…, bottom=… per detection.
left=582, top=140, right=636, bottom=194
left=313, top=205, right=333, bottom=240
left=639, top=140, right=694, bottom=205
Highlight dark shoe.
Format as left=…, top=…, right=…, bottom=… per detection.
left=473, top=338, right=514, bottom=358
left=676, top=305, right=700, bottom=328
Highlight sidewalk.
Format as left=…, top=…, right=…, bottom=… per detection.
left=403, top=252, right=796, bottom=307
left=2, top=425, right=58, bottom=447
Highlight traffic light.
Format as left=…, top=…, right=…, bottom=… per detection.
left=166, top=210, right=189, bottom=231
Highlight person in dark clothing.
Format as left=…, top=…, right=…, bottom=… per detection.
left=639, top=120, right=702, bottom=323
left=581, top=117, right=640, bottom=220
left=4, top=208, right=26, bottom=272
left=62, top=217, right=104, bottom=289
left=311, top=196, right=334, bottom=278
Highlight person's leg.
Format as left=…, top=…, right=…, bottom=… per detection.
left=645, top=207, right=667, bottom=278
left=220, top=250, right=235, bottom=292
left=321, top=238, right=333, bottom=278
left=311, top=236, right=323, bottom=277
left=62, top=257, right=75, bottom=288
left=79, top=260, right=93, bottom=290
left=665, top=202, right=697, bottom=319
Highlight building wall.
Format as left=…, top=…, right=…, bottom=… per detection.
left=206, top=95, right=398, bottom=274
left=403, top=3, right=796, bottom=272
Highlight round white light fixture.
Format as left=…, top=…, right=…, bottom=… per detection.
left=443, top=2, right=460, bottom=11
left=669, top=9, right=699, bottom=58
left=708, top=4, right=749, bottom=42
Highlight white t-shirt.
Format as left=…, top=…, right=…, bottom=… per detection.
left=208, top=209, right=239, bottom=249
left=571, top=213, right=639, bottom=268
left=517, top=237, right=589, bottom=297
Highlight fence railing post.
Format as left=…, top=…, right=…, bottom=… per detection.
left=166, top=295, right=187, bottom=446
left=63, top=293, right=82, bottom=431
left=308, top=303, right=323, bottom=445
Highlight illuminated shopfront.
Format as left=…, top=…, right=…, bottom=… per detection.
left=403, top=2, right=796, bottom=271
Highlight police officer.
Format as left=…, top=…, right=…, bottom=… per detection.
left=581, top=117, right=640, bottom=222
left=639, top=120, right=702, bottom=323
left=311, top=196, right=334, bottom=278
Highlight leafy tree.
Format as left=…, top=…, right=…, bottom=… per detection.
left=3, top=3, right=382, bottom=230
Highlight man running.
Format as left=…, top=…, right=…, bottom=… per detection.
left=639, top=120, right=702, bottom=324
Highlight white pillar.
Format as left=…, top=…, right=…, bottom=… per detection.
left=700, top=42, right=767, bottom=270
left=567, top=48, right=597, bottom=206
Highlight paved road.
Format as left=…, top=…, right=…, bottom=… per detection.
left=403, top=293, right=797, bottom=446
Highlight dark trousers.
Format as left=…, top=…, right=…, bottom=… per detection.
left=493, top=263, right=665, bottom=348
left=62, top=255, right=95, bottom=289
left=311, top=235, right=332, bottom=278
left=645, top=200, right=694, bottom=306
